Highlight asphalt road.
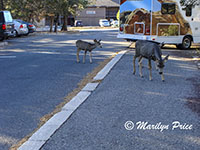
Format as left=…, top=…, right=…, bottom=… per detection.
left=41, top=48, right=200, bottom=150
left=0, top=30, right=128, bottom=150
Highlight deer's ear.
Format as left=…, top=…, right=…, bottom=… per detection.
left=163, top=54, right=169, bottom=63
left=94, top=39, right=97, bottom=42
left=99, top=39, right=101, bottom=42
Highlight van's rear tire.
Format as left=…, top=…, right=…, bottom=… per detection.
left=182, top=36, right=192, bottom=49
left=176, top=36, right=192, bottom=49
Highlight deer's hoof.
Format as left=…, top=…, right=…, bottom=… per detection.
left=77, top=61, right=80, bottom=63
left=140, top=75, right=144, bottom=78
left=162, top=80, right=165, bottom=82
left=133, top=72, right=136, bottom=75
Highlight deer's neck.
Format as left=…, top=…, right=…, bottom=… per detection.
left=154, top=48, right=162, bottom=61
left=91, top=43, right=97, bottom=50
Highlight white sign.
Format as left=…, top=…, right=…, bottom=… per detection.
left=86, top=11, right=96, bottom=15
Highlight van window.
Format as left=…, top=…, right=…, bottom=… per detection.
left=4, top=11, right=13, bottom=22
left=161, top=3, right=176, bottom=14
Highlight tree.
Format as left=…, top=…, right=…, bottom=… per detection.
left=6, top=0, right=45, bottom=22
left=180, top=0, right=199, bottom=16
left=60, top=0, right=89, bottom=31
left=45, top=0, right=89, bottom=32
left=4, top=0, right=89, bottom=32
left=180, top=0, right=199, bottom=7
left=45, top=0, right=61, bottom=32
left=0, top=0, right=5, bottom=10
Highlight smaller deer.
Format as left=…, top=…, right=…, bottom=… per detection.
left=76, top=39, right=102, bottom=64
left=133, top=40, right=169, bottom=81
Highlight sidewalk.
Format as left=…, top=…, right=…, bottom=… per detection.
left=20, top=49, right=200, bottom=150
left=36, top=26, right=118, bottom=32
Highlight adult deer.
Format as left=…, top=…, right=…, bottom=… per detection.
left=133, top=40, right=169, bottom=81
left=76, top=39, right=102, bottom=64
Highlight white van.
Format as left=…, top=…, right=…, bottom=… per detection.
left=118, top=0, right=200, bottom=49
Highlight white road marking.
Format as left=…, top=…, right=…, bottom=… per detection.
left=0, top=56, right=16, bottom=59
left=0, top=42, right=8, bottom=47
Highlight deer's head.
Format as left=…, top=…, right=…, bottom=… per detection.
left=94, top=39, right=102, bottom=48
left=157, top=54, right=169, bottom=75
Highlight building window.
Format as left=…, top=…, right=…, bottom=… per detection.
left=161, top=3, right=176, bottom=14
left=106, top=9, right=118, bottom=19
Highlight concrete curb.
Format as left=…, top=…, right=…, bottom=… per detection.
left=93, top=50, right=127, bottom=81
left=18, top=50, right=128, bottom=150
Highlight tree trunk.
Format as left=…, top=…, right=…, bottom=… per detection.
left=61, top=15, right=68, bottom=31
left=54, top=14, right=59, bottom=33
left=50, top=16, right=54, bottom=32
left=0, top=0, right=4, bottom=10
left=29, top=13, right=33, bottom=23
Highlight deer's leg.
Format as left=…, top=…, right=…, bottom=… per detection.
left=148, top=59, right=152, bottom=81
left=133, top=56, right=136, bottom=75
left=83, top=50, right=87, bottom=63
left=89, top=51, right=92, bottom=64
left=76, top=48, right=81, bottom=63
left=155, top=60, right=159, bottom=71
left=138, top=56, right=143, bottom=78
left=139, top=59, right=143, bottom=68
left=160, top=68, right=165, bottom=82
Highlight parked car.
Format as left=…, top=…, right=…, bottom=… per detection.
left=0, top=11, right=15, bottom=41
left=74, top=20, right=83, bottom=27
left=13, top=19, right=29, bottom=36
left=99, top=19, right=110, bottom=27
left=15, top=19, right=36, bottom=33
left=110, top=20, right=119, bottom=27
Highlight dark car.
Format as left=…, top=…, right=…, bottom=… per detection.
left=15, top=19, right=36, bottom=33
left=0, top=11, right=15, bottom=41
left=74, top=20, right=83, bottom=27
